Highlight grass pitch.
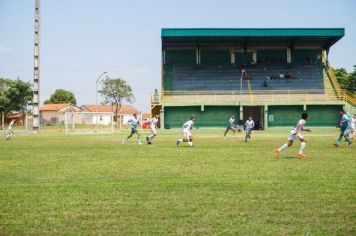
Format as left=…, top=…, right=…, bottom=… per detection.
left=0, top=128, right=355, bottom=235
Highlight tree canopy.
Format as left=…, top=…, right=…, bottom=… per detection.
left=45, top=89, right=77, bottom=105
left=0, top=78, right=32, bottom=114
left=99, top=78, right=135, bottom=125
left=334, top=65, right=356, bottom=93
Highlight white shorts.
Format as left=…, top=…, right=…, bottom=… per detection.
left=288, top=129, right=303, bottom=141
left=150, top=127, right=157, bottom=135
left=183, top=129, right=191, bottom=138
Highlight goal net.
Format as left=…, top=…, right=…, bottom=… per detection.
left=64, top=112, right=114, bottom=134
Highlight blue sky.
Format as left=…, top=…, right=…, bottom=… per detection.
left=0, top=0, right=355, bottom=111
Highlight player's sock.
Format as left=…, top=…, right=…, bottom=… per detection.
left=188, top=141, right=193, bottom=146
left=336, top=137, right=342, bottom=145
left=178, top=138, right=184, bottom=142
left=299, top=142, right=306, bottom=154
left=345, top=137, right=351, bottom=144
left=278, top=143, right=288, bottom=152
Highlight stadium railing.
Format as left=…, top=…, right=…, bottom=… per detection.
left=152, top=89, right=354, bottom=106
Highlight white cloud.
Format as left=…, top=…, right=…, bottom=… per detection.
left=0, top=46, right=14, bottom=53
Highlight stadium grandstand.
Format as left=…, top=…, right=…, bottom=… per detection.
left=151, top=28, right=356, bottom=129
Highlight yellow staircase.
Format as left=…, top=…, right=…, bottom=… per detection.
left=325, top=65, right=356, bottom=107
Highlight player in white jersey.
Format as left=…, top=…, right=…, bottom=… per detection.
left=351, top=114, right=356, bottom=139
left=224, top=115, right=237, bottom=138
left=275, top=113, right=311, bottom=159
left=244, top=116, right=255, bottom=142
left=6, top=119, right=16, bottom=140
left=123, top=113, right=142, bottom=145
left=177, top=116, right=195, bottom=147
left=334, top=110, right=352, bottom=147
left=146, top=114, right=159, bottom=145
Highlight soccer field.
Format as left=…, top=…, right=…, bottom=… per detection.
left=0, top=129, right=355, bottom=235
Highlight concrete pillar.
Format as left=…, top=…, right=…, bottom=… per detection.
left=196, top=48, right=200, bottom=64
left=264, top=105, right=268, bottom=129
left=230, top=50, right=236, bottom=64
left=163, top=50, right=166, bottom=65
left=239, top=105, right=243, bottom=123
left=303, top=104, right=307, bottom=111
left=287, top=48, right=292, bottom=63
left=252, top=51, right=257, bottom=63
left=201, top=105, right=204, bottom=112
left=160, top=106, right=164, bottom=129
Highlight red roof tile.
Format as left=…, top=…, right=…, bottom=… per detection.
left=40, top=103, right=71, bottom=111
left=81, top=105, right=139, bottom=114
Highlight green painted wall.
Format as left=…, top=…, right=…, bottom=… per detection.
left=257, top=49, right=286, bottom=62
left=268, top=105, right=304, bottom=127
left=165, top=50, right=196, bottom=64
left=200, top=49, right=230, bottom=64
left=164, top=106, right=239, bottom=128
left=306, top=105, right=342, bottom=126
left=292, top=49, right=321, bottom=64
left=163, top=65, right=173, bottom=91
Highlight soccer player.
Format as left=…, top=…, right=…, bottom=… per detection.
left=146, top=114, right=159, bottom=144
left=334, top=110, right=352, bottom=148
left=123, top=113, right=142, bottom=145
left=224, top=115, right=237, bottom=138
left=6, top=119, right=15, bottom=140
left=177, top=115, right=195, bottom=147
left=244, top=116, right=255, bottom=142
left=275, top=112, right=311, bottom=158
left=351, top=114, right=356, bottom=139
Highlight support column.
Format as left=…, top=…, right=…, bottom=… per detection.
left=303, top=104, right=307, bottom=111
left=252, top=51, right=257, bottom=63
left=287, top=48, right=292, bottom=63
left=32, top=0, right=40, bottom=132
left=230, top=49, right=235, bottom=64
left=239, top=105, right=243, bottom=124
left=160, top=106, right=165, bottom=129
left=264, top=105, right=268, bottom=129
left=201, top=105, right=204, bottom=112
left=196, top=48, right=200, bottom=64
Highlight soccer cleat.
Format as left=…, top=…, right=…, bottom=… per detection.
left=348, top=143, right=352, bottom=148
left=176, top=140, right=180, bottom=146
left=122, top=138, right=126, bottom=144
left=138, top=142, right=142, bottom=145
left=333, top=143, right=339, bottom=148
left=274, top=149, right=280, bottom=158
left=298, top=153, right=305, bottom=159
left=146, top=137, right=149, bottom=144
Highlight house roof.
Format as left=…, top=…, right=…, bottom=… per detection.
left=81, top=105, right=139, bottom=114
left=40, top=103, right=71, bottom=111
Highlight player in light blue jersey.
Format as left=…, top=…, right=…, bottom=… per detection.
left=123, top=113, right=142, bottom=145
left=334, top=109, right=352, bottom=148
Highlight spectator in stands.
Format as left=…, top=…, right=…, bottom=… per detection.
left=263, top=80, right=269, bottom=88
left=279, top=73, right=284, bottom=79
left=305, top=56, right=312, bottom=65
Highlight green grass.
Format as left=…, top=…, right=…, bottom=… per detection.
left=0, top=128, right=355, bottom=235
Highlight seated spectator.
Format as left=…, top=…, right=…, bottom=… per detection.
left=262, top=80, right=269, bottom=88
left=279, top=73, right=284, bottom=79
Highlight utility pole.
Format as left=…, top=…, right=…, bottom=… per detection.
left=33, top=0, right=40, bottom=132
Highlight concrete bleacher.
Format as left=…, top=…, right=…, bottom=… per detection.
left=171, top=64, right=324, bottom=92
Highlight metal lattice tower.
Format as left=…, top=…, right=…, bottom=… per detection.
left=33, top=0, right=40, bottom=131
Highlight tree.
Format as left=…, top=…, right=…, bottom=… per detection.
left=334, top=66, right=356, bottom=93
left=45, top=89, right=76, bottom=105
left=6, top=79, right=32, bottom=120
left=333, top=68, right=350, bottom=90
left=348, top=65, right=356, bottom=93
left=98, top=78, right=135, bottom=127
left=0, top=78, right=10, bottom=129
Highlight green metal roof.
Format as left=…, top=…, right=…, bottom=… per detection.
left=161, top=28, right=345, bottom=37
